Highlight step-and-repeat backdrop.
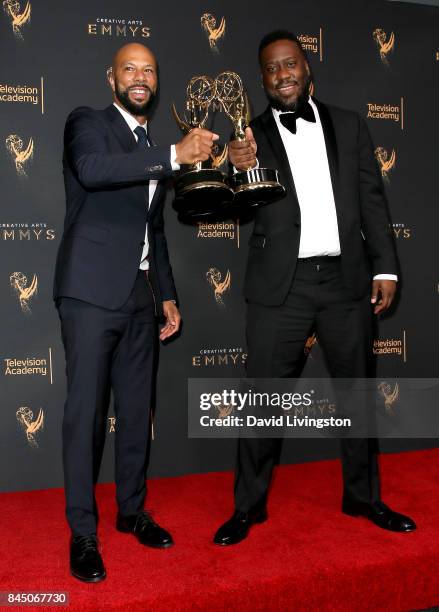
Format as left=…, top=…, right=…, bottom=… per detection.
left=1, top=0, right=438, bottom=492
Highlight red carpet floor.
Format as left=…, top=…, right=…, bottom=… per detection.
left=1, top=449, right=439, bottom=611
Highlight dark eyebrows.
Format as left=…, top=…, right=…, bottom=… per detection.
left=121, top=61, right=156, bottom=69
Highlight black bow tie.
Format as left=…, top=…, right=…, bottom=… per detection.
left=278, top=101, right=316, bottom=134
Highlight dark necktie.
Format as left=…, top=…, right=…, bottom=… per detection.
left=134, top=125, right=152, bottom=147
left=134, top=126, right=152, bottom=210
left=279, top=101, right=316, bottom=134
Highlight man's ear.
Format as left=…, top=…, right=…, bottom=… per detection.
left=106, top=67, right=115, bottom=93
left=305, top=62, right=310, bottom=76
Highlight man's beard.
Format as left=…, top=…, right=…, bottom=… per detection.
left=266, top=75, right=312, bottom=112
left=114, top=81, right=156, bottom=117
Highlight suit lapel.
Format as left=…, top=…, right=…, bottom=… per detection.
left=313, top=98, right=340, bottom=206
left=104, top=104, right=137, bottom=152
left=105, top=105, right=166, bottom=217
left=259, top=106, right=298, bottom=200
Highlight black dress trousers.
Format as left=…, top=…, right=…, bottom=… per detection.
left=58, top=270, right=156, bottom=536
left=235, top=257, right=380, bottom=513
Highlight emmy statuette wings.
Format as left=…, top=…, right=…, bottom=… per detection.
left=172, top=75, right=233, bottom=218
left=215, top=71, right=285, bottom=209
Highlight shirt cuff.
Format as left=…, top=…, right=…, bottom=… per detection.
left=233, top=158, right=259, bottom=173
left=170, top=145, right=180, bottom=171
left=373, top=274, right=398, bottom=281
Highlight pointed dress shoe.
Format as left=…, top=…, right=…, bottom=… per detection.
left=342, top=500, right=416, bottom=532
left=70, top=535, right=106, bottom=583
left=214, top=508, right=268, bottom=546
left=116, top=510, right=174, bottom=548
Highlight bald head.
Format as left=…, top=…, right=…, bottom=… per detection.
left=108, top=42, right=158, bottom=122
left=111, top=43, right=157, bottom=74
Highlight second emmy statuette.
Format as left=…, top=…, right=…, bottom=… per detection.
left=172, top=75, right=233, bottom=217
left=216, top=71, right=285, bottom=208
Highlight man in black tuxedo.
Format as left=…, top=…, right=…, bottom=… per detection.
left=54, top=43, right=218, bottom=581
left=214, top=30, right=416, bottom=546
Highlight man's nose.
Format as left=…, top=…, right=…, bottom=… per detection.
left=277, top=66, right=293, bottom=81
left=133, top=69, right=146, bottom=82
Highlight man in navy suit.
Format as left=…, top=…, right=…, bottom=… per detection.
left=214, top=30, right=416, bottom=546
left=54, top=42, right=217, bottom=582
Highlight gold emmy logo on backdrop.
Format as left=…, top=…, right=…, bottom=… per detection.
left=206, top=267, right=231, bottom=306
left=3, top=0, right=31, bottom=38
left=375, top=146, right=396, bottom=181
left=5, top=134, right=34, bottom=176
left=108, top=417, right=116, bottom=433
left=373, top=29, right=395, bottom=65
left=10, top=271, right=38, bottom=314
left=210, top=144, right=228, bottom=169
left=216, top=403, right=234, bottom=419
left=16, top=406, right=43, bottom=447
left=200, top=13, right=225, bottom=52
left=304, top=333, right=317, bottom=355
left=378, top=381, right=399, bottom=414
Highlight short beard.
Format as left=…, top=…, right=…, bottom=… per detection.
left=114, top=80, right=156, bottom=117
left=266, top=75, right=312, bottom=113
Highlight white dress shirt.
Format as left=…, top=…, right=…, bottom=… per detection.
left=113, top=102, right=179, bottom=271
left=272, top=98, right=396, bottom=281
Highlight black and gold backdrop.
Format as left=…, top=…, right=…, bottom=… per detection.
left=1, top=0, right=438, bottom=492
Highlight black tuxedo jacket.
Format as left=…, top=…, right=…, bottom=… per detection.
left=53, top=104, right=177, bottom=313
left=244, top=98, right=397, bottom=306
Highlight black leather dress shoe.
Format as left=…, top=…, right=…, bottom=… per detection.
left=342, top=500, right=416, bottom=532
left=70, top=535, right=106, bottom=583
left=214, top=508, right=268, bottom=546
left=116, top=510, right=174, bottom=548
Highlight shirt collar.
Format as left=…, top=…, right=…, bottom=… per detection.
left=113, top=102, right=148, bottom=134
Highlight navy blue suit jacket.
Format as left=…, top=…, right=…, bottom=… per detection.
left=54, top=104, right=177, bottom=313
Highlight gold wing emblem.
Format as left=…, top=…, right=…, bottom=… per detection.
left=375, top=147, right=396, bottom=180
left=304, top=333, right=317, bottom=355
left=217, top=403, right=233, bottom=419
left=10, top=272, right=38, bottom=313
left=16, top=137, right=33, bottom=165
left=27, top=408, right=44, bottom=436
left=215, top=270, right=231, bottom=297
left=211, top=143, right=228, bottom=169
left=172, top=103, right=191, bottom=134
left=5, top=134, right=34, bottom=175
left=373, top=29, right=394, bottom=63
left=206, top=267, right=231, bottom=305
left=4, top=0, right=31, bottom=35
left=381, top=149, right=396, bottom=175
left=378, top=382, right=399, bottom=413
left=20, top=273, right=38, bottom=303
left=201, top=13, right=225, bottom=50
left=211, top=16, right=226, bottom=44
left=16, top=406, right=44, bottom=447
left=380, top=31, right=395, bottom=55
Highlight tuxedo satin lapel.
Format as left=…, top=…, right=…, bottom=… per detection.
left=260, top=107, right=297, bottom=199
left=313, top=98, right=340, bottom=205
left=104, top=105, right=137, bottom=152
